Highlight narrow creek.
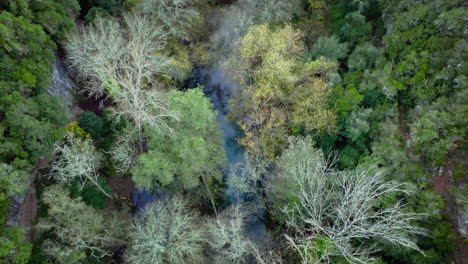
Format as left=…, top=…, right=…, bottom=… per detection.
left=132, top=67, right=267, bottom=242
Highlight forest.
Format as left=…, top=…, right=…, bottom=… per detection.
left=0, top=0, right=466, bottom=263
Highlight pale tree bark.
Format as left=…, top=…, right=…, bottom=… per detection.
left=50, top=133, right=111, bottom=197
left=138, top=0, right=200, bottom=40
left=127, top=197, right=205, bottom=264
left=281, top=137, right=426, bottom=264
left=66, top=14, right=177, bottom=152
left=37, top=185, right=130, bottom=261
left=206, top=205, right=252, bottom=263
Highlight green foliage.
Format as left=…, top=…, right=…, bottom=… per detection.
left=1, top=95, right=66, bottom=162
left=410, top=107, right=459, bottom=166
left=166, top=40, right=193, bottom=85
left=78, top=111, right=124, bottom=150
left=0, top=227, right=32, bottom=264
left=81, top=0, right=125, bottom=14
left=0, top=0, right=465, bottom=263
left=0, top=11, right=56, bottom=95
left=84, top=7, right=111, bottom=25
left=0, top=163, right=28, bottom=203
left=309, top=234, right=334, bottom=261
left=29, top=0, right=79, bottom=41
left=246, top=0, right=304, bottom=25
left=3, top=0, right=80, bottom=41
left=347, top=42, right=383, bottom=71
left=306, top=35, right=348, bottom=61
left=330, top=84, right=364, bottom=122
left=0, top=12, right=66, bottom=164
left=68, top=177, right=111, bottom=209
left=132, top=88, right=225, bottom=196
left=338, top=11, right=371, bottom=44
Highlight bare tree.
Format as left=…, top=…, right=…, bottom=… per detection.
left=280, top=137, right=426, bottom=263
left=206, top=205, right=252, bottom=263
left=49, top=133, right=110, bottom=197
left=137, top=0, right=200, bottom=40
left=126, top=197, right=205, bottom=264
left=109, top=125, right=139, bottom=174
left=37, top=185, right=130, bottom=261
left=66, top=14, right=176, bottom=150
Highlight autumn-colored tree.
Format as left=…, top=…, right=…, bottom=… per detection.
left=226, top=25, right=337, bottom=158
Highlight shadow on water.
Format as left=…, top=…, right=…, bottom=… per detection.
left=132, top=67, right=266, bottom=241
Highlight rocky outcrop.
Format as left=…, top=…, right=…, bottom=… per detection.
left=48, top=52, right=75, bottom=106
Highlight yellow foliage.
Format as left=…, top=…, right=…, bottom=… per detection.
left=308, top=0, right=328, bottom=10
left=228, top=24, right=337, bottom=158
left=65, top=121, right=91, bottom=140
left=168, top=40, right=193, bottom=83
left=235, top=24, right=303, bottom=102
left=192, top=42, right=212, bottom=65
left=301, top=57, right=338, bottom=77
left=291, top=77, right=337, bottom=134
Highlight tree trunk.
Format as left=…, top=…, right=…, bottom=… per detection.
left=201, top=175, right=218, bottom=216
left=88, top=175, right=112, bottom=198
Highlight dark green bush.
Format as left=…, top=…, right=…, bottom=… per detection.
left=78, top=111, right=125, bottom=150
left=68, top=177, right=111, bottom=209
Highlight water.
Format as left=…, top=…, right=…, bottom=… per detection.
left=191, top=68, right=267, bottom=242
left=131, top=189, right=169, bottom=213
left=131, top=67, right=266, bottom=241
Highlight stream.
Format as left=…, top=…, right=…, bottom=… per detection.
left=132, top=68, right=267, bottom=242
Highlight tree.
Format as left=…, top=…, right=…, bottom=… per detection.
left=3, top=0, right=80, bottom=41
left=409, top=96, right=466, bottom=167
left=132, top=88, right=225, bottom=205
left=348, top=42, right=383, bottom=71
left=246, top=0, right=304, bottom=25
left=278, top=137, right=425, bottom=263
left=110, top=125, right=139, bottom=174
left=206, top=205, right=255, bottom=264
left=307, top=35, right=349, bottom=61
left=338, top=11, right=371, bottom=44
left=37, top=185, right=129, bottom=261
left=0, top=11, right=67, bottom=166
left=78, top=111, right=124, bottom=150
left=137, top=0, right=200, bottom=40
left=126, top=197, right=205, bottom=264
left=29, top=0, right=80, bottom=41
left=49, top=132, right=110, bottom=197
left=226, top=24, right=338, bottom=157
left=0, top=163, right=28, bottom=202
left=290, top=58, right=338, bottom=134
left=344, top=108, right=373, bottom=142
left=225, top=24, right=303, bottom=157
left=210, top=0, right=303, bottom=59
left=0, top=227, right=32, bottom=264
left=1, top=94, right=67, bottom=162
left=66, top=15, right=175, bottom=148
left=0, top=11, right=56, bottom=96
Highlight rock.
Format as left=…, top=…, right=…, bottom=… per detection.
left=6, top=194, right=25, bottom=226
left=458, top=210, right=467, bottom=238
left=48, top=52, right=75, bottom=106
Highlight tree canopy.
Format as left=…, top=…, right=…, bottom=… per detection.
left=132, top=88, right=225, bottom=195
